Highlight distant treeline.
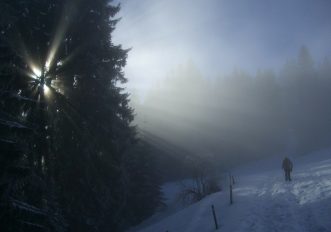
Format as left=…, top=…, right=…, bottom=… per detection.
left=134, top=46, right=331, bottom=165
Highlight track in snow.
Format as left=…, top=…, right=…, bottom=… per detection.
left=134, top=151, right=331, bottom=232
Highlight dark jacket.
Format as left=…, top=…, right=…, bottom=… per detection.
left=282, top=158, right=293, bottom=171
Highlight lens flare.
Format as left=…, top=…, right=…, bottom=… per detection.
left=31, top=65, right=42, bottom=78
left=45, top=6, right=70, bottom=72
left=27, top=71, right=38, bottom=80
left=43, top=84, right=50, bottom=95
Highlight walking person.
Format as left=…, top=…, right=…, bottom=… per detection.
left=282, top=157, right=293, bottom=181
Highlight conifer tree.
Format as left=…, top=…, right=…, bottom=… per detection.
left=1, top=0, right=162, bottom=231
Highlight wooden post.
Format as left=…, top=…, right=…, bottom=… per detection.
left=232, top=175, right=235, bottom=185
left=230, top=183, right=233, bottom=205
left=211, top=204, right=219, bottom=230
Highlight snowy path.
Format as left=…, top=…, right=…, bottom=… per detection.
left=232, top=174, right=330, bottom=232
left=134, top=151, right=331, bottom=232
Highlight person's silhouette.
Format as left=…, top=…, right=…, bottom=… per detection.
left=282, top=157, right=293, bottom=181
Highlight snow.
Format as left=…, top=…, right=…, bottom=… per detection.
left=129, top=180, right=196, bottom=231
left=11, top=198, right=46, bottom=216
left=0, top=118, right=28, bottom=129
left=133, top=149, right=331, bottom=232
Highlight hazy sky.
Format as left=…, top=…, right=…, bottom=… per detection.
left=113, top=0, right=331, bottom=96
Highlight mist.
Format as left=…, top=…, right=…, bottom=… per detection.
left=114, top=0, right=331, bottom=92
left=2, top=0, right=331, bottom=230
left=113, top=0, right=331, bottom=168
left=132, top=49, right=331, bottom=166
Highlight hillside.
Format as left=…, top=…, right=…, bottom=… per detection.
left=132, top=150, right=331, bottom=232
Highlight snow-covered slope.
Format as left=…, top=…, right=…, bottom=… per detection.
left=135, top=150, right=331, bottom=232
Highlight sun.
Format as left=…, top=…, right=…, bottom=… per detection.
left=27, top=62, right=52, bottom=97
left=31, top=65, right=42, bottom=78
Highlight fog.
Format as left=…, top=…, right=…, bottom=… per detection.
left=113, top=0, right=331, bottom=166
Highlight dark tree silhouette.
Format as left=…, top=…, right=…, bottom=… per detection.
left=0, top=1, right=162, bottom=231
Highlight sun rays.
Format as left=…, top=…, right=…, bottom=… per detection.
left=14, top=1, right=77, bottom=100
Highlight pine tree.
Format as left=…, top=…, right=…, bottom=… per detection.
left=122, top=142, right=164, bottom=226
left=0, top=1, right=67, bottom=231
left=1, top=0, right=163, bottom=231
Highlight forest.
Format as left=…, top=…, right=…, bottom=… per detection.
left=134, top=46, right=331, bottom=167
left=0, top=1, right=162, bottom=231
left=1, top=0, right=331, bottom=232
